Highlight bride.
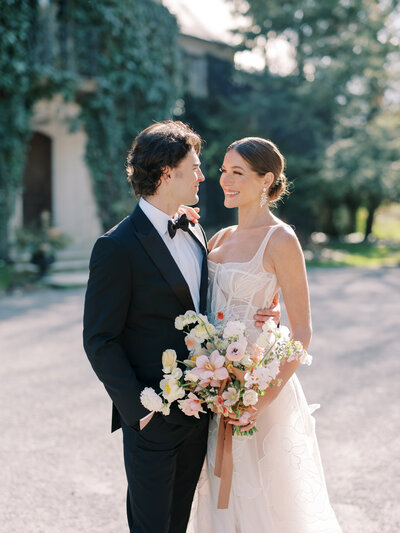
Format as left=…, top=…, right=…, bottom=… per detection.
left=188, top=137, right=342, bottom=532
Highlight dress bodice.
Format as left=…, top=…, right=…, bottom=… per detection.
left=207, top=224, right=285, bottom=342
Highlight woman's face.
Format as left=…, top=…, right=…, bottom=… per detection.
left=220, top=149, right=267, bottom=209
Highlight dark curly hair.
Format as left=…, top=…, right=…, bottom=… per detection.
left=126, top=121, right=202, bottom=198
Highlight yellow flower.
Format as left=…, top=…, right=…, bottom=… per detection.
left=162, top=349, right=177, bottom=374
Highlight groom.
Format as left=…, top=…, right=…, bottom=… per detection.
left=83, top=121, right=208, bottom=533
left=83, top=120, right=277, bottom=532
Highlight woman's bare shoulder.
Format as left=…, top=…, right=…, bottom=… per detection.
left=209, top=225, right=236, bottom=251
left=269, top=223, right=302, bottom=256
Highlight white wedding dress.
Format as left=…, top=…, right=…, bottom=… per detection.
left=188, top=224, right=342, bottom=533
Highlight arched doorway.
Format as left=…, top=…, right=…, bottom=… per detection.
left=22, top=132, right=52, bottom=226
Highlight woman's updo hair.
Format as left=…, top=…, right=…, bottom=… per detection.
left=226, top=137, right=288, bottom=203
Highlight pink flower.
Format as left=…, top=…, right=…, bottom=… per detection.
left=249, top=344, right=264, bottom=364
left=226, top=341, right=244, bottom=362
left=191, top=350, right=229, bottom=387
left=178, top=393, right=205, bottom=418
left=238, top=411, right=251, bottom=425
left=222, top=386, right=239, bottom=406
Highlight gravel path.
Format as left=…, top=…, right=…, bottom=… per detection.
left=0, top=267, right=399, bottom=533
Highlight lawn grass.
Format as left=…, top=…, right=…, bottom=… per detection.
left=306, top=203, right=400, bottom=268
left=306, top=242, right=400, bottom=268
left=373, top=203, right=400, bottom=242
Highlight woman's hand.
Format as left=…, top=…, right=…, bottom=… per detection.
left=176, top=205, right=200, bottom=224
left=228, top=388, right=278, bottom=431
left=253, top=292, right=281, bottom=328
left=228, top=406, right=258, bottom=432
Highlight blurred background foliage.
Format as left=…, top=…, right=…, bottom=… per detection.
left=0, top=0, right=399, bottom=268
left=0, top=0, right=180, bottom=261
left=187, top=0, right=400, bottom=243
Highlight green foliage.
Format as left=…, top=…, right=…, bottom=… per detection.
left=71, top=0, right=181, bottom=229
left=227, top=0, right=400, bottom=238
left=373, top=203, right=400, bottom=242
left=15, top=211, right=71, bottom=254
left=0, top=1, right=37, bottom=260
left=182, top=67, right=328, bottom=238
left=0, top=0, right=182, bottom=260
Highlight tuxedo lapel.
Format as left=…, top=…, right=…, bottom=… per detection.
left=187, top=224, right=209, bottom=315
left=130, top=206, right=195, bottom=312
left=199, top=255, right=208, bottom=315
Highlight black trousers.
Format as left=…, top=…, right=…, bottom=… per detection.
left=121, top=413, right=209, bottom=533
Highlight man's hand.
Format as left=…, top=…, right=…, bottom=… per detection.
left=176, top=205, right=200, bottom=224
left=253, top=292, right=281, bottom=328
left=139, top=411, right=154, bottom=430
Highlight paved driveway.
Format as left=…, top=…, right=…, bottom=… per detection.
left=0, top=268, right=399, bottom=533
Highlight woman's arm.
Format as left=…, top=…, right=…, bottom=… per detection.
left=263, top=228, right=311, bottom=395
left=233, top=227, right=311, bottom=429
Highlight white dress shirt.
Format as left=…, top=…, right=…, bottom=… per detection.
left=138, top=197, right=204, bottom=425
left=139, top=197, right=203, bottom=312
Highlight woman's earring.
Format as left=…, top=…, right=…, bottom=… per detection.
left=260, top=187, right=268, bottom=208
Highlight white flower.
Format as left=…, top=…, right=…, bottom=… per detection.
left=169, top=367, right=183, bottom=380
left=160, top=403, right=171, bottom=416
left=140, top=387, right=163, bottom=412
left=222, top=386, right=240, bottom=406
left=197, top=313, right=216, bottom=331
left=243, top=389, right=259, bottom=406
left=174, top=315, right=184, bottom=330
left=264, top=359, right=281, bottom=381
left=244, top=371, right=257, bottom=389
left=252, top=366, right=271, bottom=390
left=175, top=310, right=199, bottom=330
left=182, top=310, right=198, bottom=327
left=184, top=332, right=202, bottom=353
left=255, top=331, right=275, bottom=349
left=239, top=353, right=255, bottom=367
left=191, top=323, right=210, bottom=341
left=262, top=318, right=277, bottom=333
left=223, top=320, right=246, bottom=339
left=276, top=325, right=290, bottom=341
left=162, top=349, right=177, bottom=374
left=300, top=350, right=312, bottom=366
left=245, top=358, right=282, bottom=392
left=196, top=313, right=209, bottom=323
left=184, top=370, right=199, bottom=383
left=160, top=377, right=185, bottom=403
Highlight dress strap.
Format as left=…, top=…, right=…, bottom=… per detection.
left=252, top=224, right=284, bottom=264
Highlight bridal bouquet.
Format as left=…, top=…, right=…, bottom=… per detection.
left=140, top=311, right=312, bottom=436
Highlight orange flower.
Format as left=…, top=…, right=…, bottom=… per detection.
left=217, top=312, right=224, bottom=320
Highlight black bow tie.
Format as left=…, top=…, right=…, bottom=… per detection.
left=168, top=213, right=193, bottom=238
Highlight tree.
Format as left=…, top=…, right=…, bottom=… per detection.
left=227, top=0, right=400, bottom=238
left=323, top=111, right=400, bottom=239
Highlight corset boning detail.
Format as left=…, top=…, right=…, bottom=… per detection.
left=207, top=261, right=279, bottom=343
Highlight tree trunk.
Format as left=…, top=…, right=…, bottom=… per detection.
left=0, top=196, right=13, bottom=262
left=346, top=201, right=359, bottom=234
left=364, top=201, right=379, bottom=241
left=322, top=204, right=340, bottom=238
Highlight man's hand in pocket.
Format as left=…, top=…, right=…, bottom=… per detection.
left=139, top=412, right=154, bottom=430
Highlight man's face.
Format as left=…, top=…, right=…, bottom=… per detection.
left=168, top=148, right=205, bottom=206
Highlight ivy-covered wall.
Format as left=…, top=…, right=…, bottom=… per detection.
left=0, top=0, right=181, bottom=260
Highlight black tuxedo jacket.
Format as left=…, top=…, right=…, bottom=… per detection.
left=83, top=205, right=208, bottom=432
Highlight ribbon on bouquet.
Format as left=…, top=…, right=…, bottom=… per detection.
left=214, top=366, right=248, bottom=509
left=214, top=410, right=233, bottom=509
